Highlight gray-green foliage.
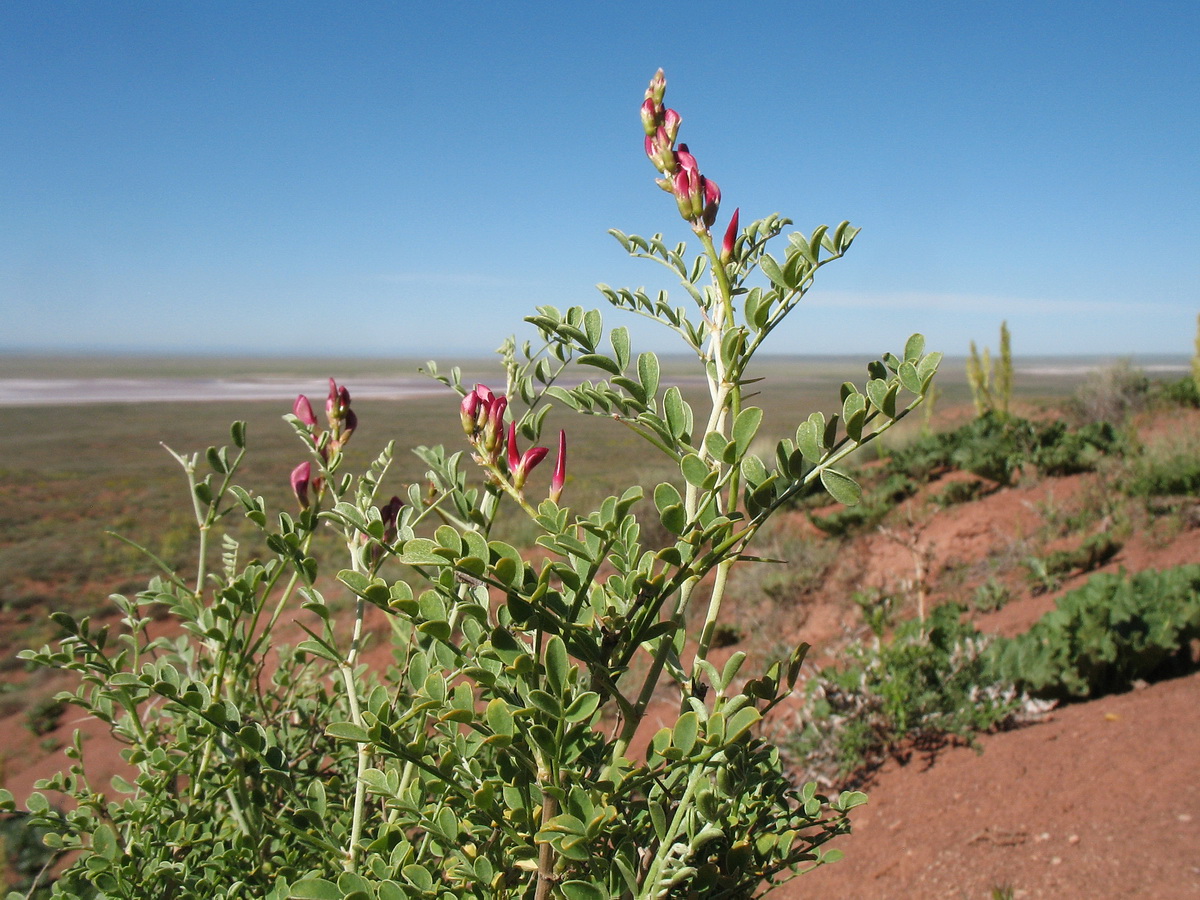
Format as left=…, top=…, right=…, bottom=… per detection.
left=792, top=604, right=1021, bottom=786
left=4, top=72, right=941, bottom=898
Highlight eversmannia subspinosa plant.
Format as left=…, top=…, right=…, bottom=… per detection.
left=5, top=69, right=941, bottom=899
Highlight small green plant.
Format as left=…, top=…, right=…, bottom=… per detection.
left=792, top=603, right=1021, bottom=786
left=1025, top=532, right=1123, bottom=591
left=851, top=588, right=896, bottom=638
left=991, top=565, right=1200, bottom=700
left=966, top=321, right=1013, bottom=420
left=931, top=478, right=989, bottom=508
left=1193, top=312, right=1200, bottom=397
left=23, top=696, right=65, bottom=737
left=971, top=577, right=1011, bottom=612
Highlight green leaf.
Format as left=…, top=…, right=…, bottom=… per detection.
left=905, top=333, right=926, bottom=361
left=663, top=386, right=691, bottom=441
left=731, top=406, right=764, bottom=456
left=759, top=253, right=789, bottom=289
left=290, top=878, right=342, bottom=899
left=796, top=421, right=822, bottom=464
left=583, top=308, right=602, bottom=350
left=561, top=882, right=608, bottom=900
left=564, top=691, right=601, bottom=723
left=672, top=711, right=699, bottom=756
left=820, top=468, right=862, bottom=506
left=726, top=706, right=762, bottom=743
left=918, top=351, right=943, bottom=387
left=545, top=635, right=569, bottom=695
left=485, top=698, right=514, bottom=736
left=660, top=505, right=687, bottom=536
left=898, top=360, right=922, bottom=394
left=653, top=482, right=683, bottom=513
left=680, top=453, right=711, bottom=488
left=326, top=722, right=369, bottom=743
left=578, top=353, right=622, bottom=377
left=637, top=351, right=660, bottom=401
left=610, top=326, right=631, bottom=371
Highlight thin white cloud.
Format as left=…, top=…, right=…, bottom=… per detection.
left=806, top=290, right=1183, bottom=315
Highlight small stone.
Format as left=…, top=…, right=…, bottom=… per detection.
left=1051, top=856, right=1062, bottom=865
left=1178, top=813, right=1193, bottom=823
left=1068, top=834, right=1080, bottom=844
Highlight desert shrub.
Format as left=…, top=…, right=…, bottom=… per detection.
left=1070, top=359, right=1150, bottom=425
left=886, top=413, right=1127, bottom=488
left=1154, top=376, right=1200, bottom=409
left=990, top=565, right=1200, bottom=700
left=1124, top=437, right=1200, bottom=497
left=792, top=603, right=1022, bottom=786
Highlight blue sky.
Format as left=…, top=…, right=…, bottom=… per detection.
left=2, top=1, right=1197, bottom=360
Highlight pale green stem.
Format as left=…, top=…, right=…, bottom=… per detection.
left=637, top=753, right=723, bottom=899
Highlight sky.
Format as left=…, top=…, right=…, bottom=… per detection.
left=2, top=1, right=1198, bottom=361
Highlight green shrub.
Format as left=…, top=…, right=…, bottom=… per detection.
left=1125, top=442, right=1200, bottom=497
left=1154, top=376, right=1200, bottom=409
left=990, top=565, right=1200, bottom=700
left=793, top=604, right=1021, bottom=785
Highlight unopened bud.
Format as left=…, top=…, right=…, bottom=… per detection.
left=721, top=208, right=740, bottom=263
left=550, top=430, right=567, bottom=503
left=645, top=69, right=666, bottom=106
left=662, top=108, right=681, bottom=144
left=701, top=177, right=721, bottom=228
left=640, top=98, right=658, bottom=135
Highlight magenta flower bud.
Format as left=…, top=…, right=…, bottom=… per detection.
left=483, top=394, right=508, bottom=459
left=675, top=143, right=698, bottom=176
left=662, top=108, right=681, bottom=144
left=290, top=461, right=311, bottom=509
left=380, top=494, right=403, bottom=543
left=461, top=390, right=480, bottom=434
left=550, top=430, right=566, bottom=504
left=293, top=394, right=318, bottom=427
left=701, top=176, right=721, bottom=228
left=506, top=422, right=521, bottom=473
left=674, top=168, right=698, bottom=220
left=640, top=98, right=658, bottom=136
left=721, top=208, right=740, bottom=263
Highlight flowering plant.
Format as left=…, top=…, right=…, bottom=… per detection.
left=5, top=70, right=939, bottom=898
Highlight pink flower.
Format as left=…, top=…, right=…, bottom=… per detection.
left=290, top=461, right=312, bottom=509
left=293, top=394, right=317, bottom=427
left=506, top=422, right=548, bottom=489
